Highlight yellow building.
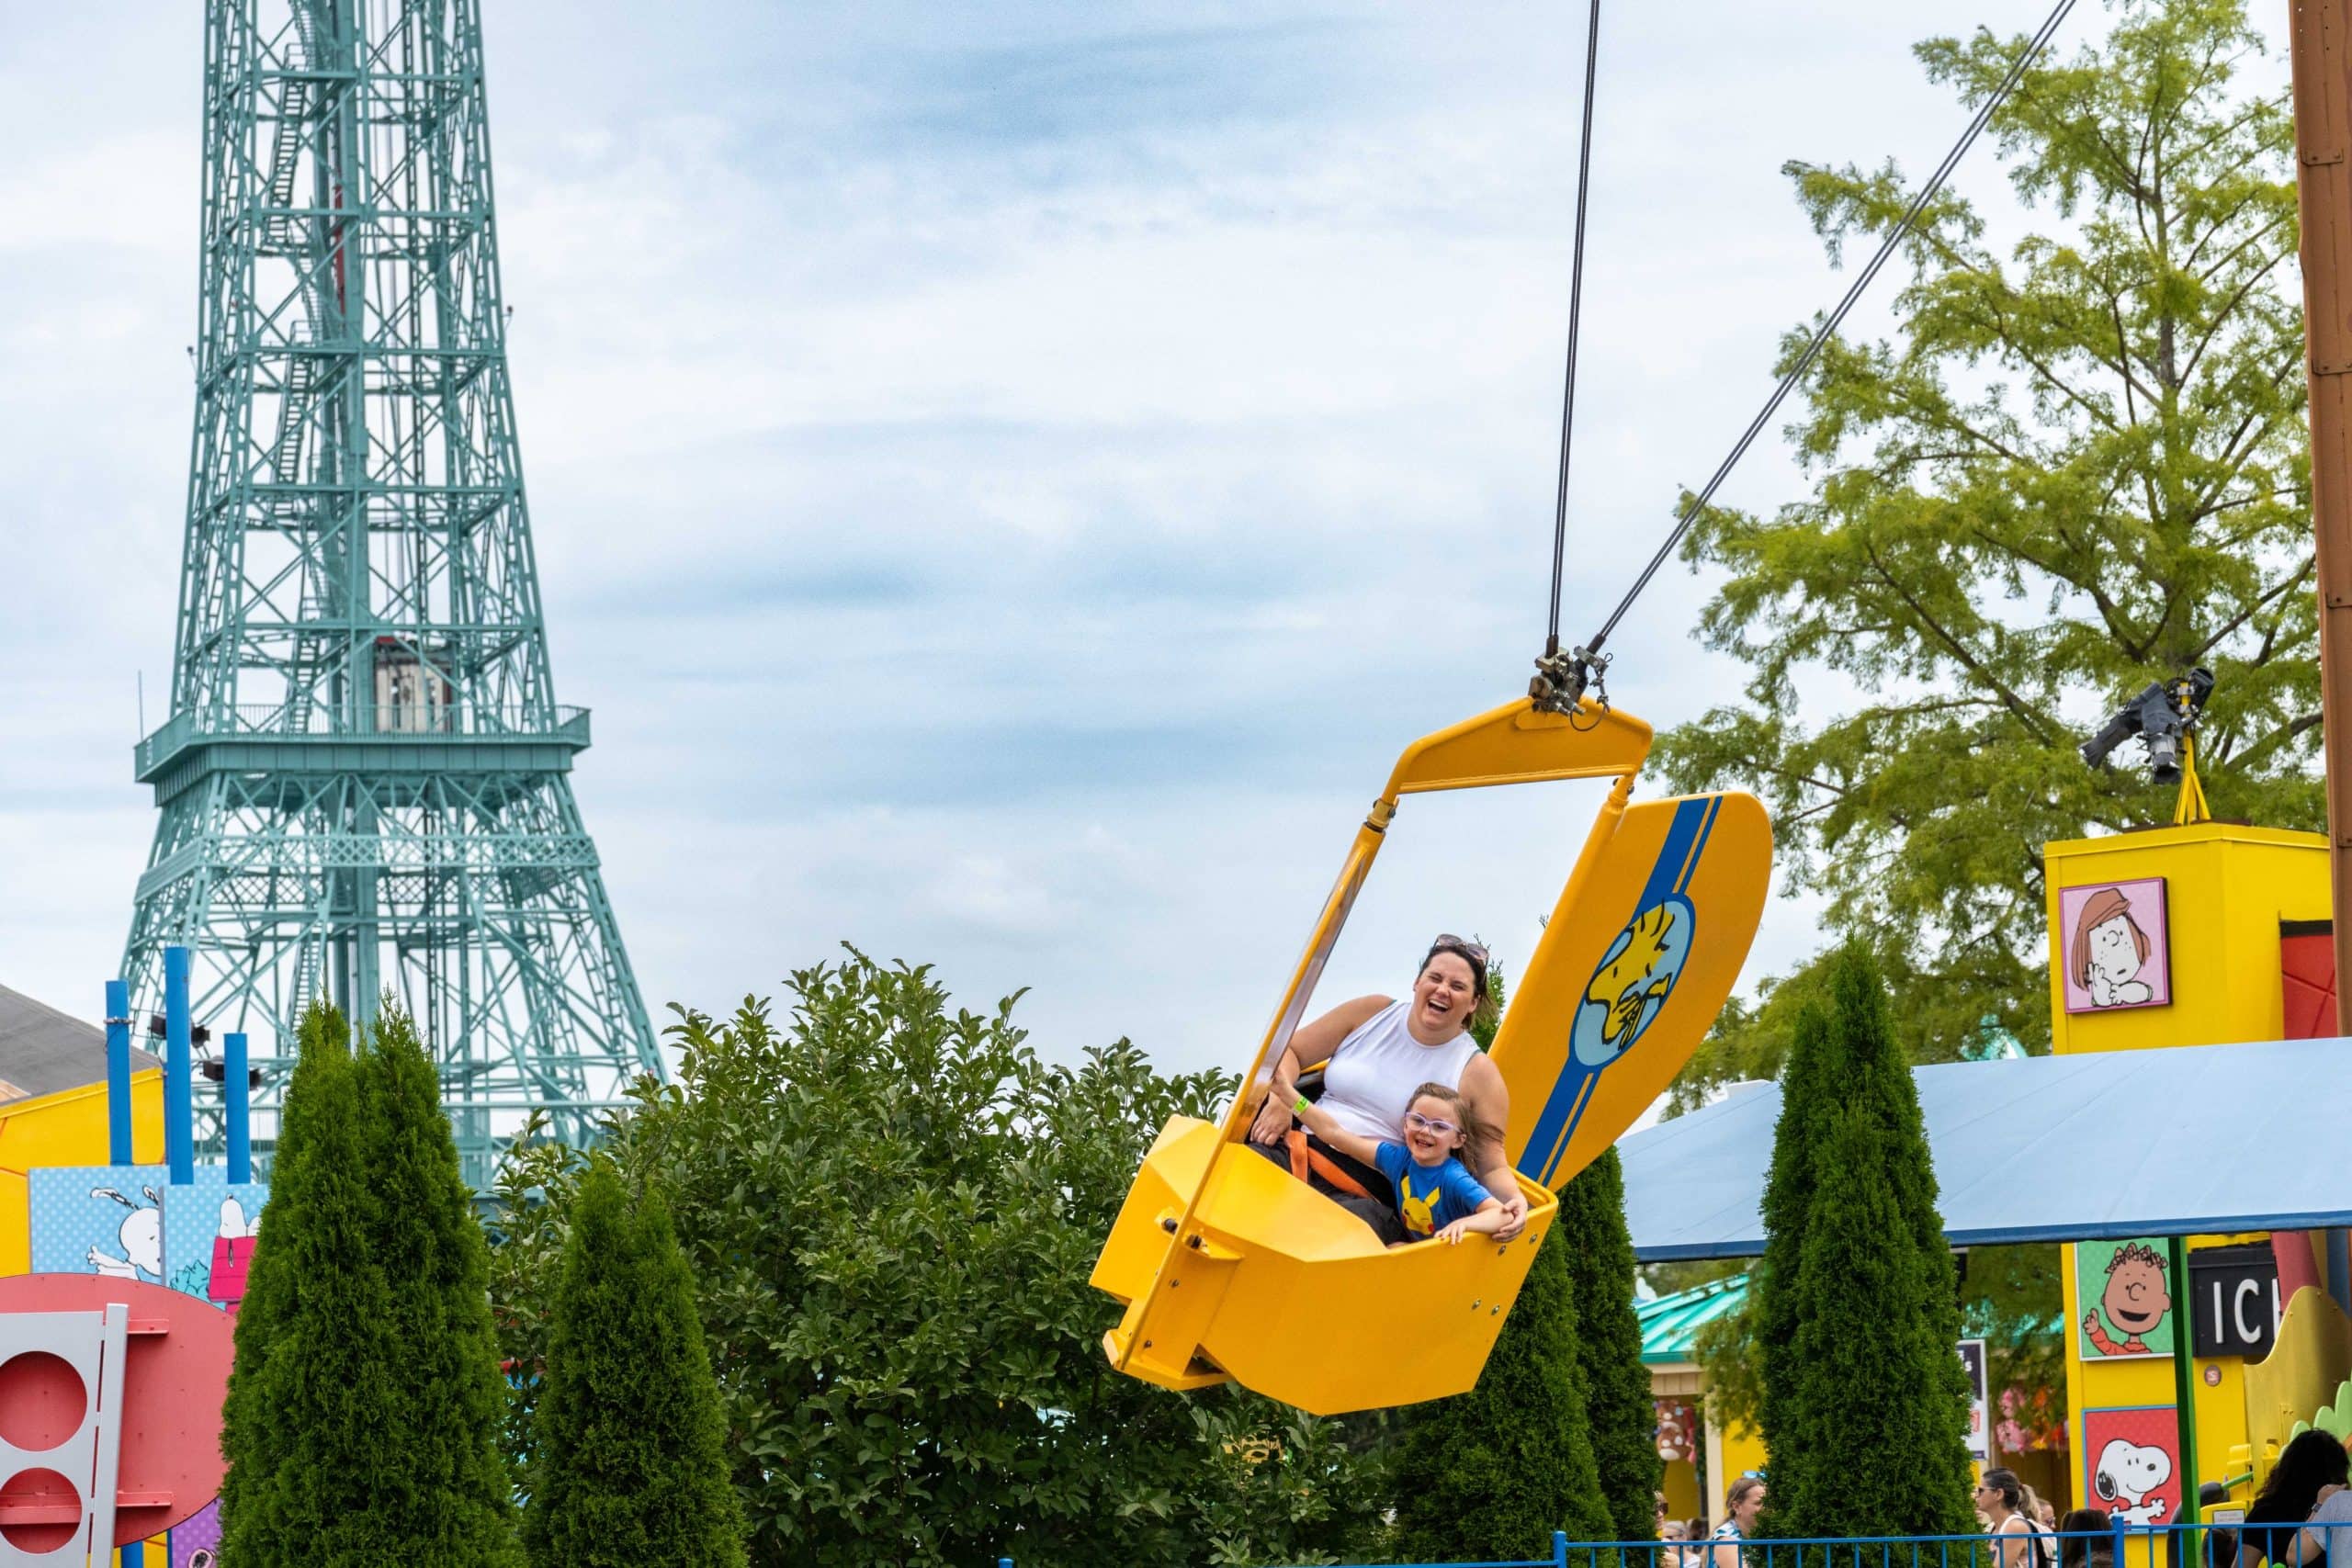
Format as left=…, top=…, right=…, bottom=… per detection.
left=1620, top=819, right=2349, bottom=1547
left=0, top=983, right=170, bottom=1567
left=1638, top=1274, right=1753, bottom=1530
left=2041, top=822, right=2343, bottom=1540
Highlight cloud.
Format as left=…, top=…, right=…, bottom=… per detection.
left=4, top=0, right=2254, bottom=1087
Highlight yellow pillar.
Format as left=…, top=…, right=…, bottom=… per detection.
left=2045, top=824, right=2333, bottom=1552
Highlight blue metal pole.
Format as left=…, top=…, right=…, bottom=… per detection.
left=104, top=980, right=132, bottom=1166
left=225, top=1031, right=251, bottom=1184
left=164, top=945, right=194, bottom=1186
left=1558, top=1530, right=1571, bottom=1567
left=125, top=1541, right=142, bottom=1567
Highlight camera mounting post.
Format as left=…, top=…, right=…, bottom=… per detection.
left=2080, top=669, right=2217, bottom=814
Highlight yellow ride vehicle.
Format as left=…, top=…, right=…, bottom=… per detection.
left=1091, top=694, right=1770, bottom=1415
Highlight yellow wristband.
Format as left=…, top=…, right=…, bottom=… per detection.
left=1293, top=1095, right=1310, bottom=1115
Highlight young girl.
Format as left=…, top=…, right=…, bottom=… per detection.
left=1295, top=1080, right=1507, bottom=1247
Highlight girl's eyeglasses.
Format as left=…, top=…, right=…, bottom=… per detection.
left=1404, top=1111, right=1460, bottom=1136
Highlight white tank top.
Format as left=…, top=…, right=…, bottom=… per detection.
left=1316, top=999, right=1480, bottom=1145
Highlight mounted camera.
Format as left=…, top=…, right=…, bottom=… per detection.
left=2081, top=668, right=2215, bottom=785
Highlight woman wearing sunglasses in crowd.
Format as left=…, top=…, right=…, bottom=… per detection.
left=1248, top=935, right=1528, bottom=1244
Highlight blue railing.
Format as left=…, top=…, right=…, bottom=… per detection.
left=991, top=1520, right=2278, bottom=1568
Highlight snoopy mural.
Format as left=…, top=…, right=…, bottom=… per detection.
left=2093, top=1437, right=2174, bottom=1527
left=158, top=1173, right=270, bottom=1311
left=87, top=1184, right=163, bottom=1280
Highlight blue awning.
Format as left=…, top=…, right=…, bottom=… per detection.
left=1620, top=1036, right=2352, bottom=1261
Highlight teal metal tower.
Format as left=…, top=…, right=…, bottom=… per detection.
left=123, top=0, right=662, bottom=1184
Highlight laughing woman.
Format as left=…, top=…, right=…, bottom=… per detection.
left=1247, top=935, right=1528, bottom=1245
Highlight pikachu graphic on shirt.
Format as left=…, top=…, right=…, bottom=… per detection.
left=1397, top=1170, right=1442, bottom=1237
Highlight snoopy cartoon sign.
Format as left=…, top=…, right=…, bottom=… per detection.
left=28, top=1165, right=171, bottom=1281
left=2082, top=1408, right=2182, bottom=1529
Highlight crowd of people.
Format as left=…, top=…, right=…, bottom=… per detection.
left=1633, top=1447, right=2352, bottom=1568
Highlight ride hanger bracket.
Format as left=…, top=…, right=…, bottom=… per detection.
left=1529, top=646, right=1608, bottom=718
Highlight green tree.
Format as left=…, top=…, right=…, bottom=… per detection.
left=1764, top=947, right=1976, bottom=1540
left=1742, top=993, right=1838, bottom=1520
left=490, top=951, right=1392, bottom=1567
left=220, top=1002, right=406, bottom=1564
left=1962, top=1242, right=2067, bottom=1443
left=1659, top=0, right=2314, bottom=1076
left=1555, top=1146, right=1662, bottom=1541
left=359, top=1007, right=524, bottom=1562
left=1390, top=1223, right=1613, bottom=1562
left=1189, top=1402, right=1396, bottom=1567
left=525, top=1162, right=746, bottom=1567
left=1387, top=956, right=1623, bottom=1557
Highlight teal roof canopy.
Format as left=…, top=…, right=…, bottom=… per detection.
left=1637, top=1275, right=1749, bottom=1364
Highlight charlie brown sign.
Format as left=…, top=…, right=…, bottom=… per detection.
left=2077, top=1238, right=2175, bottom=1360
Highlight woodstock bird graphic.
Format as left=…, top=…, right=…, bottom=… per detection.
left=1581, top=902, right=1682, bottom=1060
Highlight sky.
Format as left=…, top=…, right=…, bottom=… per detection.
left=0, top=2, right=2295, bottom=1085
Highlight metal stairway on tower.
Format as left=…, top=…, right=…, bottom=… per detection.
left=122, top=0, right=663, bottom=1186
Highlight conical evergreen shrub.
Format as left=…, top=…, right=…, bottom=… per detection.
left=525, top=1161, right=747, bottom=1566
left=220, top=1001, right=406, bottom=1562
left=1556, top=1145, right=1662, bottom=1540
left=1778, top=1103, right=1979, bottom=1538
left=1390, top=1222, right=1614, bottom=1560
left=1769, top=945, right=1975, bottom=1540
left=1751, top=995, right=1836, bottom=1523
left=357, top=1007, right=524, bottom=1562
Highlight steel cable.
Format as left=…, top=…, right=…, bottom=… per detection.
left=1576, top=0, right=2079, bottom=664
left=1545, top=0, right=1606, bottom=659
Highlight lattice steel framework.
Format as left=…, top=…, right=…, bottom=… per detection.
left=123, top=0, right=662, bottom=1184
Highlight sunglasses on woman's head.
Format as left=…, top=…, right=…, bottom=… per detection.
left=1432, top=933, right=1488, bottom=964
left=1405, top=1110, right=1459, bottom=1136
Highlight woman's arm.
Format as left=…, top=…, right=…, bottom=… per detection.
left=1459, top=1053, right=1528, bottom=1240
left=1294, top=1099, right=1383, bottom=1168
left=1996, top=1520, right=2029, bottom=1568
left=2294, top=1491, right=2352, bottom=1567
left=1247, top=996, right=1391, bottom=1145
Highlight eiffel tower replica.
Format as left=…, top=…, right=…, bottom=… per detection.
left=122, top=0, right=662, bottom=1184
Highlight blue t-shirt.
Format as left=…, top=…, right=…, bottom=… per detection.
left=1373, top=1144, right=1492, bottom=1238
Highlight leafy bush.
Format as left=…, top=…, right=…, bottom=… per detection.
left=492, top=950, right=1393, bottom=1565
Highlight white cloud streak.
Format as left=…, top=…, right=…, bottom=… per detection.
left=0, top=1, right=2287, bottom=1078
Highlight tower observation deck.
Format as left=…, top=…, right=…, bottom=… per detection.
left=122, top=0, right=662, bottom=1184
